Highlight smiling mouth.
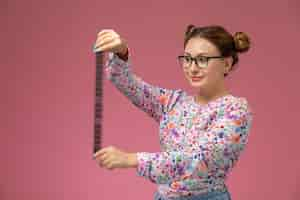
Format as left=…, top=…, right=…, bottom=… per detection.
left=191, top=76, right=203, bottom=81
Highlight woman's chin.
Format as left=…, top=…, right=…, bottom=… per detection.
left=189, top=78, right=205, bottom=87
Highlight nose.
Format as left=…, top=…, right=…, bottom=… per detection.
left=190, top=60, right=200, bottom=72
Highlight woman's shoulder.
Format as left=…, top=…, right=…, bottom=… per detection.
left=224, top=94, right=254, bottom=117
left=169, top=90, right=254, bottom=116
left=173, top=89, right=249, bottom=108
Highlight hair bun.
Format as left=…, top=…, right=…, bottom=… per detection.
left=185, top=24, right=196, bottom=36
left=233, top=32, right=250, bottom=53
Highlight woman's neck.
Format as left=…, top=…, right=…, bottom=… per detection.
left=194, top=86, right=231, bottom=105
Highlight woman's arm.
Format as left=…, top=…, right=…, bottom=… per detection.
left=104, top=47, right=183, bottom=123
left=134, top=98, right=254, bottom=184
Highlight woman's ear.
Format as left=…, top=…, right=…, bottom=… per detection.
left=223, top=56, right=233, bottom=74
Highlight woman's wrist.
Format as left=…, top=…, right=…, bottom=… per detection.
left=126, top=152, right=138, bottom=168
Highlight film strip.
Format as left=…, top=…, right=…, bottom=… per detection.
left=93, top=51, right=104, bottom=155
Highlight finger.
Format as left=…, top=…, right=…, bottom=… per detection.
left=98, top=30, right=119, bottom=39
left=94, top=148, right=107, bottom=158
left=97, top=29, right=114, bottom=37
left=96, top=32, right=120, bottom=43
left=95, top=151, right=108, bottom=164
left=95, top=32, right=114, bottom=44
left=106, top=161, right=115, bottom=170
left=94, top=42, right=114, bottom=53
left=94, top=35, right=115, bottom=49
left=96, top=32, right=119, bottom=48
left=96, top=34, right=113, bottom=44
left=94, top=32, right=112, bottom=50
left=93, top=36, right=118, bottom=53
left=102, top=157, right=111, bottom=168
left=96, top=30, right=119, bottom=43
left=98, top=153, right=109, bottom=163
left=97, top=31, right=111, bottom=39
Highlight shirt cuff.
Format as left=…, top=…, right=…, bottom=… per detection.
left=136, top=152, right=152, bottom=177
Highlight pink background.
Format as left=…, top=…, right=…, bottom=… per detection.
left=1, top=0, right=299, bottom=199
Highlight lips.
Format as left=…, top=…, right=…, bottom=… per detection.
left=191, top=76, right=203, bottom=81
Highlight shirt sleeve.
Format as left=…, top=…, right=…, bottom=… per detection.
left=104, top=48, right=183, bottom=123
left=135, top=98, right=254, bottom=184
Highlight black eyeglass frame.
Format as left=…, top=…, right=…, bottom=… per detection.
left=177, top=55, right=225, bottom=69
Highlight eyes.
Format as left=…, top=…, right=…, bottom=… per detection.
left=177, top=54, right=225, bottom=69
left=182, top=56, right=207, bottom=64
left=178, top=55, right=209, bottom=68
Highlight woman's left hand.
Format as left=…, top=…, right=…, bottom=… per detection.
left=94, top=146, right=137, bottom=170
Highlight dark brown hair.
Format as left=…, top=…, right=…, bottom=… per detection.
left=184, top=24, right=251, bottom=77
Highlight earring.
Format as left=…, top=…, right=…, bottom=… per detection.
left=224, top=69, right=229, bottom=76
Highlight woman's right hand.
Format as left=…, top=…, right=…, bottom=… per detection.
left=93, top=29, right=128, bottom=56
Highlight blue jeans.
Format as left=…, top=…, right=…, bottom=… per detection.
left=154, top=189, right=232, bottom=200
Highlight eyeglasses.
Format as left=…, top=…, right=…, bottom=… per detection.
left=177, top=55, right=224, bottom=69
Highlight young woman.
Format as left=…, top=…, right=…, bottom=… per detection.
left=93, top=24, right=254, bottom=200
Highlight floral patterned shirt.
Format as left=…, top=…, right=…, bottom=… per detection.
left=104, top=50, right=254, bottom=199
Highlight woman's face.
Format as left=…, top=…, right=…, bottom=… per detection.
left=182, top=37, right=232, bottom=91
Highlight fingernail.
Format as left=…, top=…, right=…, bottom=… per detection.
left=92, top=44, right=99, bottom=51
left=93, top=48, right=102, bottom=53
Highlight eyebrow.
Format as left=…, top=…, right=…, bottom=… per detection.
left=183, top=52, right=209, bottom=56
